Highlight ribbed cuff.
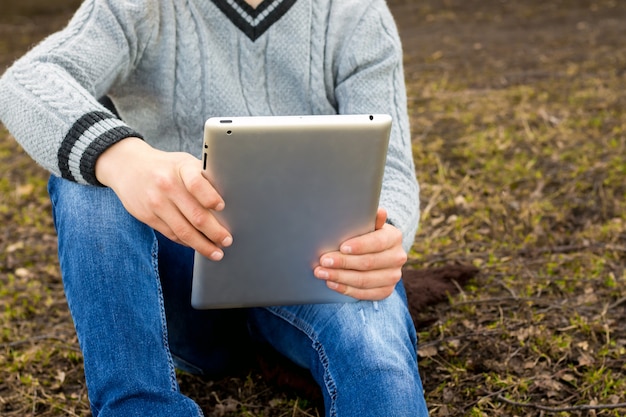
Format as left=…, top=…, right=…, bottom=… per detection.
left=58, top=111, right=143, bottom=186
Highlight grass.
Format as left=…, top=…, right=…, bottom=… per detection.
left=2, top=0, right=626, bottom=415
left=400, top=1, right=626, bottom=414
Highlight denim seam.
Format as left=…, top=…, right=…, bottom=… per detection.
left=265, top=306, right=340, bottom=417
left=151, top=234, right=179, bottom=393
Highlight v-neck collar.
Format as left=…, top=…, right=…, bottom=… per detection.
left=211, top=0, right=298, bottom=41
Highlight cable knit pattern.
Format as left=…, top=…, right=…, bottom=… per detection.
left=240, top=36, right=270, bottom=115
left=308, top=0, right=332, bottom=115
left=173, top=0, right=203, bottom=151
left=9, top=59, right=142, bottom=185
left=12, top=61, right=95, bottom=119
left=0, top=0, right=421, bottom=250
left=39, top=0, right=95, bottom=54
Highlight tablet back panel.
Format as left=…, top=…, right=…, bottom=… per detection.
left=191, top=114, right=391, bottom=309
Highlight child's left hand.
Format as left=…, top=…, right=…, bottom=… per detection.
left=314, top=208, right=407, bottom=301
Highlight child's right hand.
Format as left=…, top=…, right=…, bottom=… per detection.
left=95, top=137, right=232, bottom=261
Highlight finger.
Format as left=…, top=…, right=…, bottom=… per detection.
left=142, top=183, right=228, bottom=259
left=158, top=204, right=226, bottom=260
left=315, top=265, right=401, bottom=290
left=339, top=209, right=390, bottom=255
left=375, top=207, right=387, bottom=230
left=323, top=274, right=397, bottom=301
left=153, top=218, right=221, bottom=258
left=336, top=227, right=402, bottom=261
left=179, top=159, right=225, bottom=210
left=319, top=250, right=400, bottom=272
left=340, top=225, right=400, bottom=256
left=175, top=195, right=232, bottom=245
left=320, top=262, right=400, bottom=301
left=331, top=284, right=396, bottom=301
left=155, top=168, right=231, bottom=247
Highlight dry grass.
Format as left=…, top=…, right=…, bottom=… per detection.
left=1, top=0, right=626, bottom=416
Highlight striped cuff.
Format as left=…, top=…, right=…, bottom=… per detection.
left=58, top=111, right=143, bottom=186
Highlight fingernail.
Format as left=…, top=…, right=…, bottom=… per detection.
left=221, top=236, right=233, bottom=247
left=341, top=245, right=352, bottom=254
left=317, top=269, right=329, bottom=279
left=327, top=281, right=339, bottom=289
left=210, top=250, right=223, bottom=261
left=321, top=257, right=333, bottom=267
left=215, top=202, right=225, bottom=211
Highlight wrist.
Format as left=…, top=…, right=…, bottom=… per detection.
left=95, top=137, right=149, bottom=187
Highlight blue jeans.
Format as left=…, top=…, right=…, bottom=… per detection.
left=48, top=175, right=428, bottom=417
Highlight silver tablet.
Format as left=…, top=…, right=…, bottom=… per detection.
left=191, top=114, right=391, bottom=309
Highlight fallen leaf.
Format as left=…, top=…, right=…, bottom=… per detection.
left=577, top=353, right=595, bottom=367
left=16, top=183, right=34, bottom=197
left=576, top=341, right=589, bottom=351
left=55, top=370, right=66, bottom=384
left=14, top=268, right=30, bottom=278
left=418, top=345, right=438, bottom=358
left=6, top=241, right=25, bottom=252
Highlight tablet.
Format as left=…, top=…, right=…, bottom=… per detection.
left=191, top=114, right=392, bottom=309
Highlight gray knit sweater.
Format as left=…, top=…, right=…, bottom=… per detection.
left=0, top=0, right=420, bottom=251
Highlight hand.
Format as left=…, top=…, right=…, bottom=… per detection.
left=313, top=208, right=407, bottom=300
left=95, top=138, right=232, bottom=260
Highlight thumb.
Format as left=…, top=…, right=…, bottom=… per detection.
left=375, top=208, right=387, bottom=230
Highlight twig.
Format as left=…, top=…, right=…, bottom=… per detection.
left=607, top=296, right=626, bottom=311
left=516, top=243, right=603, bottom=256
left=605, top=244, right=626, bottom=252
left=496, top=394, right=626, bottom=413
left=452, top=296, right=542, bottom=306
left=450, top=279, right=467, bottom=301
left=497, top=279, right=518, bottom=299
left=31, top=385, right=37, bottom=417
left=419, top=329, right=503, bottom=349
left=409, top=241, right=625, bottom=267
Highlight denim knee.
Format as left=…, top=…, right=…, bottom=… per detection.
left=48, top=175, right=143, bottom=241
left=251, top=290, right=426, bottom=416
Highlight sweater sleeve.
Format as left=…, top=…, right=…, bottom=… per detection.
left=0, top=0, right=157, bottom=186
left=333, top=1, right=420, bottom=253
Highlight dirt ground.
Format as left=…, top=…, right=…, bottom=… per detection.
left=1, top=0, right=626, bottom=416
